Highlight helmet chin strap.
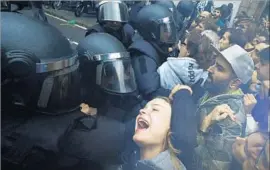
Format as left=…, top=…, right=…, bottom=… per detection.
left=150, top=41, right=170, bottom=56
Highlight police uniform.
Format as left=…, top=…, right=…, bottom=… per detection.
left=128, top=4, right=179, bottom=99
left=1, top=12, right=100, bottom=170
left=77, top=33, right=145, bottom=122
left=85, top=1, right=134, bottom=48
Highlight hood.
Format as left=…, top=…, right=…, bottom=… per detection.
left=139, top=150, right=186, bottom=170
left=158, top=57, right=208, bottom=90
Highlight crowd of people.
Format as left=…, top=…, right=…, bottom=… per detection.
left=1, top=0, right=269, bottom=170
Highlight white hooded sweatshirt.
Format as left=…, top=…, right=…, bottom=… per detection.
left=158, top=57, right=208, bottom=90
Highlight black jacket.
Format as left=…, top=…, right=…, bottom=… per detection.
left=129, top=36, right=170, bottom=100
left=1, top=109, right=102, bottom=170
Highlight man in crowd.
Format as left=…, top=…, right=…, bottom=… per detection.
left=252, top=47, right=270, bottom=131
left=192, top=45, right=255, bottom=170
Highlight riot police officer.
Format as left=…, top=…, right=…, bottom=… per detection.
left=85, top=1, right=134, bottom=48
left=1, top=12, right=102, bottom=170
left=176, top=0, right=197, bottom=40
left=128, top=0, right=148, bottom=29
left=153, top=0, right=184, bottom=57
left=77, top=33, right=145, bottom=122
left=59, top=33, right=145, bottom=169
left=128, top=4, right=179, bottom=100
left=152, top=0, right=184, bottom=33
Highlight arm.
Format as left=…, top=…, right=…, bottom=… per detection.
left=131, top=53, right=170, bottom=99
left=170, top=89, right=198, bottom=152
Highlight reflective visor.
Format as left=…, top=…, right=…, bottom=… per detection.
left=157, top=17, right=178, bottom=44
left=98, top=2, right=129, bottom=23
left=96, top=54, right=136, bottom=94
left=36, top=53, right=78, bottom=73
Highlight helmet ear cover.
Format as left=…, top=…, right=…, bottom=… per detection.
left=4, top=50, right=39, bottom=78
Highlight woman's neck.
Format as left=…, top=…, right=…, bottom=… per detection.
left=140, top=145, right=165, bottom=160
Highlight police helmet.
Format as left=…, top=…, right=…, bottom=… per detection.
left=97, top=1, right=129, bottom=24
left=177, top=0, right=195, bottom=18
left=136, top=4, right=179, bottom=47
left=1, top=12, right=80, bottom=115
left=154, top=0, right=184, bottom=31
left=77, top=33, right=137, bottom=94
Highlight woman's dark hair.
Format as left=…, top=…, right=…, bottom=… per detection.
left=186, top=30, right=216, bottom=70
left=186, top=30, right=201, bottom=58
left=227, top=28, right=248, bottom=48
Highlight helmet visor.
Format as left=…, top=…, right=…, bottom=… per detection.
left=96, top=54, right=136, bottom=94
left=157, top=17, right=178, bottom=44
left=98, top=2, right=129, bottom=23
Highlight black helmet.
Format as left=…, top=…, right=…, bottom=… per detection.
left=77, top=33, right=137, bottom=94
left=1, top=12, right=80, bottom=115
left=154, top=0, right=183, bottom=31
left=152, top=0, right=176, bottom=12
left=136, top=4, right=179, bottom=48
left=97, top=1, right=129, bottom=24
left=177, top=0, right=195, bottom=18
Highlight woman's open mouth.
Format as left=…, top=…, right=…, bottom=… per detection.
left=136, top=117, right=150, bottom=131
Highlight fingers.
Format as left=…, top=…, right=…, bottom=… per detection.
left=244, top=94, right=257, bottom=106
left=80, top=103, right=95, bottom=115
left=217, top=112, right=229, bottom=121
left=215, top=104, right=236, bottom=121
left=80, top=103, right=87, bottom=107
left=222, top=106, right=236, bottom=121
left=169, top=84, right=193, bottom=100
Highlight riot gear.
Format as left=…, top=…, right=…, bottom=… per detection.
left=97, top=1, right=129, bottom=24
left=136, top=4, right=179, bottom=55
left=154, top=0, right=184, bottom=32
left=85, top=1, right=134, bottom=48
left=177, top=0, right=195, bottom=18
left=153, top=0, right=184, bottom=57
left=1, top=12, right=95, bottom=170
left=1, top=12, right=80, bottom=115
left=77, top=33, right=137, bottom=95
left=128, top=0, right=148, bottom=29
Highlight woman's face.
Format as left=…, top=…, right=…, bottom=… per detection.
left=133, top=98, right=171, bottom=147
left=219, top=32, right=231, bottom=50
left=232, top=132, right=268, bottom=170
left=179, top=38, right=188, bottom=57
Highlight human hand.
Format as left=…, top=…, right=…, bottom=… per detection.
left=169, top=84, right=192, bottom=100
left=208, top=104, right=236, bottom=123
left=80, top=103, right=97, bottom=116
left=243, top=94, right=257, bottom=114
